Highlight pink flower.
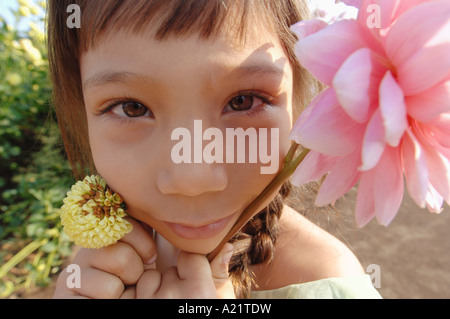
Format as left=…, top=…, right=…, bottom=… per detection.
left=290, top=0, right=450, bottom=226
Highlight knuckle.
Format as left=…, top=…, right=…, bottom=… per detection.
left=54, top=268, right=71, bottom=295
left=120, top=286, right=136, bottom=299
left=71, top=247, right=93, bottom=265
left=178, top=252, right=208, bottom=275
left=112, top=243, right=138, bottom=270
left=189, top=282, right=217, bottom=298
left=103, top=276, right=125, bottom=299
left=136, top=270, right=162, bottom=298
left=111, top=244, right=143, bottom=283
left=162, top=266, right=179, bottom=283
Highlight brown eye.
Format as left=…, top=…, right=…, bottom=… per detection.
left=229, top=95, right=254, bottom=111
left=122, top=102, right=149, bottom=117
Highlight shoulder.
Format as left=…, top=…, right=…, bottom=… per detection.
left=252, top=205, right=365, bottom=291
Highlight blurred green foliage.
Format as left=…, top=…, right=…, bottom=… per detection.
left=1, top=0, right=74, bottom=298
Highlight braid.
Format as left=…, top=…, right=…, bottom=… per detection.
left=228, top=181, right=292, bottom=298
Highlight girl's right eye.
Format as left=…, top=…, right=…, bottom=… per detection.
left=107, top=101, right=154, bottom=118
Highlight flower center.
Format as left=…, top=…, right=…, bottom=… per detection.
left=77, top=183, right=124, bottom=219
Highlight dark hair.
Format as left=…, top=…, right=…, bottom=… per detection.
left=47, top=0, right=319, bottom=298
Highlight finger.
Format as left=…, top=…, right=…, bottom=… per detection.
left=70, top=267, right=124, bottom=299
left=75, top=242, right=144, bottom=285
left=210, top=243, right=234, bottom=281
left=120, top=218, right=157, bottom=265
left=136, top=269, right=162, bottom=299
left=177, top=252, right=212, bottom=282
left=53, top=269, right=87, bottom=299
left=209, top=243, right=235, bottom=299
left=120, top=286, right=136, bottom=299
left=176, top=252, right=217, bottom=298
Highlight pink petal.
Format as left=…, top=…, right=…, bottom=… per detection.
left=290, top=88, right=364, bottom=156
left=294, top=19, right=366, bottom=85
left=414, top=123, right=450, bottom=203
left=360, top=109, right=385, bottom=171
left=357, top=1, right=436, bottom=54
left=288, top=90, right=315, bottom=132
left=390, top=1, right=442, bottom=26
left=291, top=151, right=339, bottom=186
left=419, top=115, right=450, bottom=149
left=425, top=183, right=444, bottom=213
left=406, top=81, right=450, bottom=122
left=429, top=111, right=450, bottom=125
left=363, top=0, right=435, bottom=27
left=315, top=149, right=361, bottom=206
left=358, top=0, right=398, bottom=29
left=385, top=0, right=450, bottom=95
left=356, top=0, right=399, bottom=52
left=415, top=118, right=450, bottom=159
left=373, top=146, right=404, bottom=226
left=355, top=170, right=376, bottom=227
left=379, top=71, right=408, bottom=147
left=429, top=112, right=450, bottom=144
left=290, top=19, right=328, bottom=40
left=402, top=130, right=429, bottom=208
left=333, top=48, right=373, bottom=123
left=423, top=147, right=450, bottom=204
left=430, top=126, right=450, bottom=150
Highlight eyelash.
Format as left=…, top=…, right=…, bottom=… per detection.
left=223, top=90, right=274, bottom=117
left=99, top=90, right=274, bottom=120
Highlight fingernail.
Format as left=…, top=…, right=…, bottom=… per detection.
left=145, top=254, right=157, bottom=265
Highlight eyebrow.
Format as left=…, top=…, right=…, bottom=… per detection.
left=83, top=63, right=286, bottom=91
left=231, top=63, right=285, bottom=80
left=207, top=62, right=286, bottom=91
left=83, top=71, right=155, bottom=91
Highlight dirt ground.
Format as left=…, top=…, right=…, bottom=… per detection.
left=21, top=190, right=450, bottom=299
left=309, top=189, right=450, bottom=299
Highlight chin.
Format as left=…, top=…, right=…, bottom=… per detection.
left=152, top=211, right=240, bottom=256
left=164, top=233, right=223, bottom=256
left=133, top=207, right=241, bottom=257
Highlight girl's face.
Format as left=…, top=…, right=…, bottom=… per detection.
left=80, top=24, right=294, bottom=254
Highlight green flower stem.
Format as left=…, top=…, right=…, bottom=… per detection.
left=0, top=239, right=48, bottom=279
left=207, top=143, right=309, bottom=262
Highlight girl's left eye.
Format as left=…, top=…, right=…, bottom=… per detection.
left=223, top=93, right=271, bottom=113
left=108, top=101, right=153, bottom=118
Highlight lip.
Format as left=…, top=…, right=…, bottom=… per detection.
left=164, top=213, right=237, bottom=240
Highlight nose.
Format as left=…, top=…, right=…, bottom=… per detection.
left=156, top=163, right=228, bottom=196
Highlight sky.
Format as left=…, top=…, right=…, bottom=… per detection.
left=0, top=0, right=17, bottom=25
left=0, top=0, right=44, bottom=32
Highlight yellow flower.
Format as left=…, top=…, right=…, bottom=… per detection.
left=20, top=39, right=43, bottom=66
left=19, top=6, right=31, bottom=17
left=6, top=73, right=22, bottom=86
left=60, top=175, right=133, bottom=249
left=18, top=0, right=32, bottom=6
left=28, top=21, right=45, bottom=42
left=37, top=0, right=46, bottom=10
left=30, top=5, right=40, bottom=15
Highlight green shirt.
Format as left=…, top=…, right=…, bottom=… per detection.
left=250, top=275, right=382, bottom=299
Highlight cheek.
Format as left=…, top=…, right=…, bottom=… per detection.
left=225, top=114, right=292, bottom=201
left=88, top=121, right=121, bottom=178
left=86, top=118, right=155, bottom=196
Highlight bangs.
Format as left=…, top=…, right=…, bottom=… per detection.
left=76, top=0, right=270, bottom=51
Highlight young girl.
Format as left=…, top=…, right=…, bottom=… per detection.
left=48, top=0, right=381, bottom=299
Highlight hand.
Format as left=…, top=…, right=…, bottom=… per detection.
left=53, top=218, right=157, bottom=299
left=136, top=243, right=235, bottom=299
